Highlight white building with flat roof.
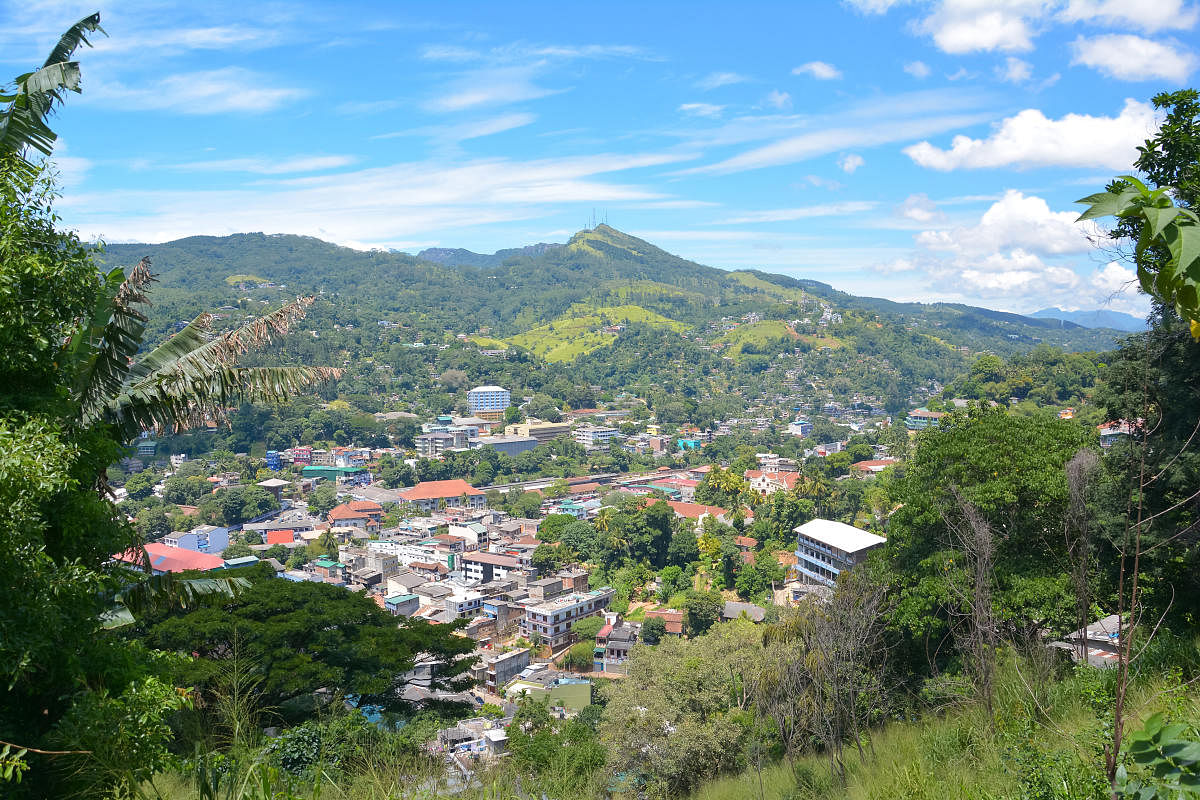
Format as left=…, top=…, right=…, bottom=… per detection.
left=794, top=518, right=885, bottom=587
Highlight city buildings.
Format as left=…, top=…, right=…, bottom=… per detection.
left=573, top=424, right=620, bottom=451
left=905, top=408, right=946, bottom=430
left=162, top=525, right=229, bottom=555
left=504, top=419, right=573, bottom=444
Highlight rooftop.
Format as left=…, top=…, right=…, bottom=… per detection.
left=795, top=519, right=886, bottom=554
left=399, top=479, right=485, bottom=500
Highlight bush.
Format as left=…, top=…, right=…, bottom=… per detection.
left=563, top=642, right=595, bottom=672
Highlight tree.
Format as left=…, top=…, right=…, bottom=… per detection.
left=222, top=541, right=253, bottom=559
left=134, top=577, right=476, bottom=718
left=308, top=483, right=339, bottom=517
left=571, top=615, right=605, bottom=640
left=562, top=641, right=595, bottom=672
left=123, top=469, right=157, bottom=502
left=510, top=491, right=542, bottom=519
left=1077, top=91, right=1200, bottom=337
left=642, top=614, right=667, bottom=645
left=683, top=589, right=724, bottom=637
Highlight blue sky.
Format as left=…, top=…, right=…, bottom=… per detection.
left=5, top=0, right=1196, bottom=315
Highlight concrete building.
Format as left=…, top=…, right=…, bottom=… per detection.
left=415, top=432, right=456, bottom=458
left=504, top=667, right=592, bottom=712
left=163, top=525, right=230, bottom=555
left=504, top=419, right=573, bottom=444
left=460, top=551, right=522, bottom=583
left=520, top=587, right=615, bottom=649
left=573, top=424, right=620, bottom=451
left=467, top=385, right=511, bottom=421
left=471, top=648, right=531, bottom=694
left=794, top=518, right=886, bottom=587
left=472, top=435, right=538, bottom=458
left=905, top=408, right=945, bottom=430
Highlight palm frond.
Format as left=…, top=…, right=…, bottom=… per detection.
left=42, top=12, right=104, bottom=68
left=116, top=573, right=251, bottom=620
left=0, top=13, right=103, bottom=172
left=69, top=258, right=153, bottom=421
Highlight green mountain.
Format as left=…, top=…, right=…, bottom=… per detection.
left=100, top=224, right=1119, bottom=352
left=97, top=224, right=1122, bottom=415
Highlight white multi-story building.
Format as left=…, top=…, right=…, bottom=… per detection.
left=573, top=424, right=620, bottom=451
left=467, top=385, right=511, bottom=421
left=793, top=519, right=885, bottom=587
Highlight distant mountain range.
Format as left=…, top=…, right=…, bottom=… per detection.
left=1031, top=307, right=1147, bottom=333
left=417, top=242, right=563, bottom=269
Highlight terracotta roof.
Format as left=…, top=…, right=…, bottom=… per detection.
left=734, top=536, right=758, bottom=548
left=665, top=500, right=728, bottom=520
left=328, top=504, right=372, bottom=521
left=266, top=529, right=296, bottom=545
left=645, top=608, right=684, bottom=635
left=569, top=482, right=603, bottom=494
left=398, top=479, right=484, bottom=501
left=346, top=500, right=383, bottom=513
left=851, top=459, right=899, bottom=472
left=113, top=542, right=225, bottom=573
left=745, top=470, right=801, bottom=489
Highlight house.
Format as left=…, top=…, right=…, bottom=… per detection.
left=113, top=542, right=225, bottom=574
left=744, top=470, right=801, bottom=497
left=595, top=619, right=638, bottom=674
left=1098, top=420, right=1138, bottom=448
left=794, top=518, right=886, bottom=587
left=722, top=601, right=767, bottom=623
left=415, top=431, right=456, bottom=458
left=905, top=408, right=945, bottom=430
left=470, top=647, right=532, bottom=694
left=398, top=479, right=486, bottom=512
left=850, top=458, right=899, bottom=477
left=327, top=500, right=384, bottom=533
left=162, top=525, right=230, bottom=555
left=644, top=608, right=684, bottom=636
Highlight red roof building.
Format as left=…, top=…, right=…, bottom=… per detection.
left=665, top=500, right=728, bottom=520
left=644, top=608, right=684, bottom=635
left=266, top=529, right=297, bottom=545
left=850, top=458, right=899, bottom=476
left=113, top=542, right=225, bottom=574
left=744, top=470, right=802, bottom=496
left=397, top=479, right=486, bottom=511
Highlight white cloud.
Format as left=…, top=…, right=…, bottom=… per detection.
left=957, top=250, right=1080, bottom=294
left=904, top=98, right=1157, bottom=170
left=697, top=71, right=748, bottom=90
left=1071, top=35, right=1196, bottom=83
left=896, top=193, right=943, bottom=222
left=793, top=61, right=842, bottom=80
left=916, top=190, right=1095, bottom=255
left=679, top=103, right=725, bottom=118
left=426, top=65, right=562, bottom=111
left=904, top=60, right=932, bottom=78
left=679, top=111, right=994, bottom=175
left=420, top=44, right=482, bottom=61
left=86, top=67, right=309, bottom=113
left=838, top=153, right=865, bottom=173
left=169, top=155, right=358, bottom=174
left=1060, top=0, right=1199, bottom=33
left=61, top=151, right=700, bottom=248
left=713, top=201, right=877, bottom=224
left=374, top=113, right=538, bottom=142
left=876, top=257, right=919, bottom=273
left=843, top=0, right=906, bottom=12
left=765, top=90, right=792, bottom=110
left=997, top=57, right=1032, bottom=82
left=1091, top=261, right=1137, bottom=294
left=803, top=175, right=844, bottom=190
left=917, top=0, right=1052, bottom=54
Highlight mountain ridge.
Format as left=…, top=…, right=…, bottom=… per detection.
left=1031, top=307, right=1147, bottom=332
